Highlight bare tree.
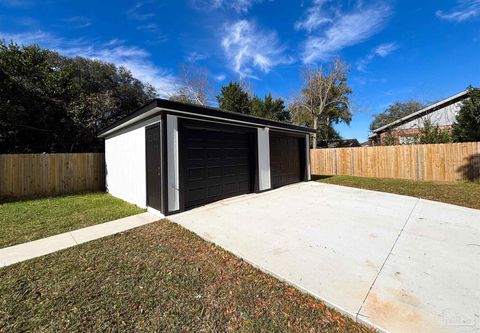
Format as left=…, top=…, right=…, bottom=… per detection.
left=290, top=58, right=351, bottom=149
left=170, top=64, right=213, bottom=106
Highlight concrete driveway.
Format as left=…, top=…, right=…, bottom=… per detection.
left=170, top=181, right=480, bottom=333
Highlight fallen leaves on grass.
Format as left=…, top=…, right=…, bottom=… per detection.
left=0, top=219, right=374, bottom=333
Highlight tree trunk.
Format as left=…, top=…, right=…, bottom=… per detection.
left=312, top=116, right=318, bottom=149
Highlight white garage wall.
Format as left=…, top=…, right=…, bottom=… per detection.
left=104, top=116, right=162, bottom=208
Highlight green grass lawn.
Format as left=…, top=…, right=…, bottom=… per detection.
left=0, top=219, right=372, bottom=333
left=314, top=175, right=480, bottom=210
left=0, top=193, right=144, bottom=248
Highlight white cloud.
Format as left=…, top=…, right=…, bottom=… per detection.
left=145, top=34, right=169, bottom=45
left=62, top=16, right=92, bottom=29
left=214, top=73, right=226, bottom=81
left=137, top=23, right=158, bottom=33
left=0, top=0, right=33, bottom=7
left=436, top=0, right=480, bottom=22
left=191, top=0, right=265, bottom=13
left=373, top=42, right=398, bottom=57
left=0, top=30, right=178, bottom=97
left=126, top=1, right=156, bottom=20
left=356, top=42, right=398, bottom=72
left=297, top=2, right=391, bottom=63
left=185, top=51, right=209, bottom=63
left=294, top=0, right=332, bottom=32
left=221, top=20, right=292, bottom=78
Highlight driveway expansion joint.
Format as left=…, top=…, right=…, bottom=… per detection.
left=355, top=198, right=420, bottom=321
left=69, top=233, right=79, bottom=245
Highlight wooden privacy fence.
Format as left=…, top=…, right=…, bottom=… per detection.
left=0, top=153, right=105, bottom=198
left=310, top=142, right=480, bottom=182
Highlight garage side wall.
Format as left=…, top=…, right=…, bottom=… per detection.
left=104, top=116, right=162, bottom=208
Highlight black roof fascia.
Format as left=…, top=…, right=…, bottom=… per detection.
left=98, top=98, right=315, bottom=137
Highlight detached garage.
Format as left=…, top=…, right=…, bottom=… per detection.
left=98, top=99, right=315, bottom=216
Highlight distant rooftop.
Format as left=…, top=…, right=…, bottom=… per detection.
left=368, top=89, right=471, bottom=139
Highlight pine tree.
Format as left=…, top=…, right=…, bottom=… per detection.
left=216, top=82, right=251, bottom=114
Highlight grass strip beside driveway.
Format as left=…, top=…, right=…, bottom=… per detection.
left=0, top=193, right=144, bottom=248
left=0, top=219, right=373, bottom=333
left=314, top=175, right=480, bottom=210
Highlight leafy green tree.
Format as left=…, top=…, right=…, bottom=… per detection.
left=251, top=94, right=290, bottom=122
left=452, top=87, right=480, bottom=142
left=370, top=101, right=425, bottom=131
left=0, top=41, right=156, bottom=153
left=216, top=81, right=251, bottom=114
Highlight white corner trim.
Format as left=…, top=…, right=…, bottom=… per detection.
left=167, top=115, right=180, bottom=211
left=257, top=128, right=271, bottom=191
left=306, top=134, right=311, bottom=180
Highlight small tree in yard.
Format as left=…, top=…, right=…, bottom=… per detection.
left=290, top=59, right=351, bottom=149
left=416, top=119, right=452, bottom=144
left=452, top=87, right=480, bottom=142
left=382, top=131, right=396, bottom=146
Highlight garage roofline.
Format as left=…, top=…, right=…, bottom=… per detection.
left=98, top=98, right=316, bottom=138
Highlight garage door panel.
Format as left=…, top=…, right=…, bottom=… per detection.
left=187, top=147, right=205, bottom=160
left=207, top=148, right=222, bottom=159
left=187, top=187, right=204, bottom=204
left=222, top=182, right=238, bottom=194
left=207, top=166, right=222, bottom=178
left=238, top=180, right=250, bottom=192
left=223, top=164, right=248, bottom=176
left=181, top=122, right=253, bottom=209
left=207, top=184, right=223, bottom=197
left=187, top=167, right=205, bottom=181
left=270, top=132, right=304, bottom=189
left=186, top=138, right=203, bottom=148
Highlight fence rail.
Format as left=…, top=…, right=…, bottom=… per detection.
left=0, top=153, right=105, bottom=198
left=310, top=142, right=480, bottom=182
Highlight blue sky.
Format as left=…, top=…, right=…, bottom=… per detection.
left=1, top=0, right=479, bottom=142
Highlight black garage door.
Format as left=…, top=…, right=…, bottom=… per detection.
left=180, top=121, right=254, bottom=209
left=270, top=132, right=304, bottom=189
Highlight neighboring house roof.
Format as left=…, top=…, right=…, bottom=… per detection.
left=98, top=98, right=315, bottom=138
left=368, top=89, right=471, bottom=139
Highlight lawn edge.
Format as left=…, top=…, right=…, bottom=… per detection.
left=314, top=180, right=480, bottom=212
